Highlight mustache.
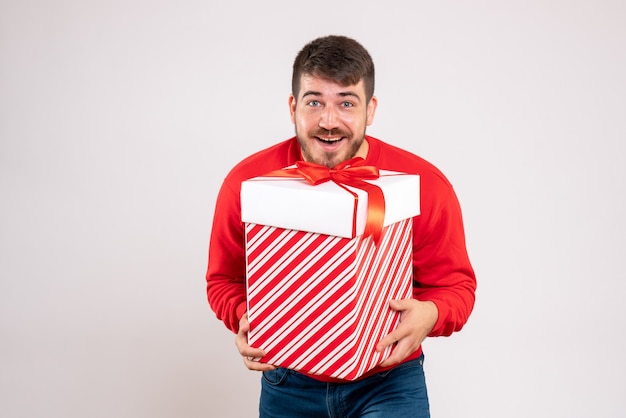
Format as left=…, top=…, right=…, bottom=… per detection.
left=311, top=128, right=350, bottom=138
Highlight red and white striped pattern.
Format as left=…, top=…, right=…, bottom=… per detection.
left=245, top=218, right=413, bottom=380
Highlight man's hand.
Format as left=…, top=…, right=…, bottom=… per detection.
left=235, top=313, right=276, bottom=371
left=376, top=299, right=439, bottom=367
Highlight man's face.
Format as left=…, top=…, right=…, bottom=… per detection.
left=289, top=74, right=377, bottom=168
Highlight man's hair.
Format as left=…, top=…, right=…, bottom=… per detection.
left=292, top=35, right=375, bottom=102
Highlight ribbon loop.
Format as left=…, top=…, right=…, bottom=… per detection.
left=262, top=158, right=386, bottom=244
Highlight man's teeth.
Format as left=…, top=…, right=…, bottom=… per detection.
left=318, top=137, right=342, bottom=143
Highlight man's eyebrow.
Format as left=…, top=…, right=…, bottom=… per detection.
left=302, top=90, right=322, bottom=98
left=338, top=91, right=361, bottom=101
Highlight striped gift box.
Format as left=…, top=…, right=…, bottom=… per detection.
left=241, top=170, right=420, bottom=380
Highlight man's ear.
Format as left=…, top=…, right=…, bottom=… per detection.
left=288, top=95, right=297, bottom=124
left=366, top=96, right=378, bottom=126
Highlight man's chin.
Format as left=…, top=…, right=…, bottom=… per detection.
left=314, top=154, right=351, bottom=168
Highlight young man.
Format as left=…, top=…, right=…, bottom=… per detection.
left=206, top=35, right=476, bottom=417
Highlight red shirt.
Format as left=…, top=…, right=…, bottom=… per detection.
left=206, top=136, right=476, bottom=380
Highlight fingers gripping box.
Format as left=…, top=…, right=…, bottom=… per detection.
left=241, top=169, right=420, bottom=380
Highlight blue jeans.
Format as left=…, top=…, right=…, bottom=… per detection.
left=259, top=355, right=430, bottom=417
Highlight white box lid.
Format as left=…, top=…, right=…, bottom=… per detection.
left=241, top=170, right=420, bottom=238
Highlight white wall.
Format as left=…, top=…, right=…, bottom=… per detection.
left=1, top=1, right=625, bottom=417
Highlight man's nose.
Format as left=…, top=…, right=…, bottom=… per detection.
left=319, top=105, right=339, bottom=130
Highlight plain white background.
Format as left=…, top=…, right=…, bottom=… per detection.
left=1, top=1, right=625, bottom=417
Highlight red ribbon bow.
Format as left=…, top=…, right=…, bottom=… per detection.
left=263, top=157, right=386, bottom=244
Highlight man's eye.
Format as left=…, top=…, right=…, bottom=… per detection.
left=308, top=100, right=321, bottom=107
left=342, top=102, right=354, bottom=108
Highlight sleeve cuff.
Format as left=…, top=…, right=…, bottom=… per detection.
left=234, top=301, right=248, bottom=331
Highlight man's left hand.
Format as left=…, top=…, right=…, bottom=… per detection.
left=376, top=299, right=439, bottom=367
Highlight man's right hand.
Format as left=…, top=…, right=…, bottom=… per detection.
left=235, top=313, right=276, bottom=371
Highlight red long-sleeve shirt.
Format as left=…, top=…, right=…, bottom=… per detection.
left=206, top=136, right=476, bottom=374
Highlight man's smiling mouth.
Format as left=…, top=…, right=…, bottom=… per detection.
left=317, top=137, right=344, bottom=144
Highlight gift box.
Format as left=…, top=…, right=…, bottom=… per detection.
left=241, top=165, right=420, bottom=380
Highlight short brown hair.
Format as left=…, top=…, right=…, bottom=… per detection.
left=292, top=35, right=375, bottom=102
